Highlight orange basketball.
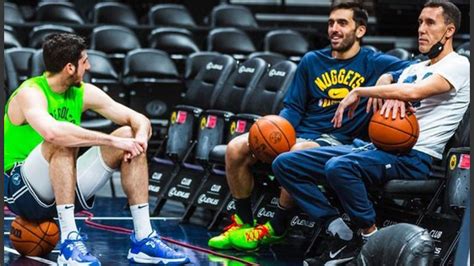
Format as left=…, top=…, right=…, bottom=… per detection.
left=248, top=115, right=296, bottom=163
left=369, top=111, right=419, bottom=154
left=10, top=216, right=59, bottom=256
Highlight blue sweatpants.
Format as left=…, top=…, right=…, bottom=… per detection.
left=272, top=141, right=433, bottom=228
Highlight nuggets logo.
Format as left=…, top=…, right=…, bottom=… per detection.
left=170, top=111, right=177, bottom=124
left=449, top=155, right=457, bottom=170
left=200, top=117, right=207, bottom=130
left=269, top=132, right=282, bottom=144
left=314, top=69, right=365, bottom=108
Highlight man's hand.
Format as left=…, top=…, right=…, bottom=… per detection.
left=366, top=97, right=384, bottom=113
left=112, top=136, right=145, bottom=162
left=332, top=90, right=360, bottom=128
left=380, top=99, right=416, bottom=119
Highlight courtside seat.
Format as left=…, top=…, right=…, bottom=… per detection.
left=148, top=28, right=200, bottom=58
left=209, top=4, right=258, bottom=28
left=92, top=2, right=138, bottom=27
left=207, top=28, right=256, bottom=60
left=30, top=49, right=45, bottom=76
left=184, top=52, right=220, bottom=87
left=5, top=2, right=25, bottom=25
left=381, top=105, right=469, bottom=196
left=264, top=29, right=309, bottom=62
left=29, top=24, right=75, bottom=49
left=123, top=48, right=182, bottom=143
left=385, top=48, right=412, bottom=60
left=148, top=4, right=196, bottom=28
left=249, top=51, right=287, bottom=67
left=208, top=60, right=298, bottom=165
left=35, top=2, right=84, bottom=24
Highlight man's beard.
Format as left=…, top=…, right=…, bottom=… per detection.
left=331, top=32, right=357, bottom=52
left=67, top=72, right=82, bottom=87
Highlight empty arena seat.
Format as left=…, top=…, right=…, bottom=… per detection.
left=29, top=24, right=75, bottom=49
left=5, top=48, right=36, bottom=85
left=213, top=57, right=267, bottom=113
left=148, top=4, right=196, bottom=28
left=123, top=49, right=182, bottom=124
left=456, top=42, right=470, bottom=59
left=184, top=51, right=220, bottom=89
left=83, top=49, right=126, bottom=105
left=36, top=2, right=84, bottom=24
left=207, top=28, right=256, bottom=59
left=4, top=50, right=19, bottom=95
left=5, top=2, right=24, bottom=24
left=5, top=28, right=22, bottom=49
left=92, top=2, right=138, bottom=27
left=264, top=30, right=309, bottom=61
left=209, top=4, right=258, bottom=28
left=90, top=25, right=141, bottom=70
left=249, top=51, right=287, bottom=67
left=148, top=28, right=200, bottom=57
left=30, top=49, right=46, bottom=76
left=386, top=48, right=412, bottom=60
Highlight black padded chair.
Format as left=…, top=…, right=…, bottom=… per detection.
left=148, top=28, right=200, bottom=74
left=148, top=28, right=200, bottom=57
left=30, top=50, right=46, bottom=76
left=29, top=24, right=75, bottom=49
left=264, top=30, right=309, bottom=61
left=5, top=48, right=36, bottom=85
left=4, top=50, right=19, bottom=96
left=36, top=2, right=84, bottom=24
left=122, top=48, right=183, bottom=144
left=209, top=4, right=258, bottom=28
left=5, top=2, right=25, bottom=25
left=183, top=52, right=220, bottom=89
left=92, top=2, right=138, bottom=27
left=90, top=25, right=141, bottom=71
left=83, top=49, right=125, bottom=105
left=249, top=51, right=287, bottom=67
left=5, top=27, right=22, bottom=49
left=456, top=42, right=470, bottom=59
left=386, top=48, right=412, bottom=60
left=213, top=58, right=267, bottom=114
left=148, top=4, right=196, bottom=28
left=207, top=28, right=256, bottom=60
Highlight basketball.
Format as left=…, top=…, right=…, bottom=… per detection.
left=368, top=111, right=419, bottom=154
left=10, top=216, right=59, bottom=256
left=248, top=115, right=296, bottom=163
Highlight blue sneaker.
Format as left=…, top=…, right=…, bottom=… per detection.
left=57, top=232, right=101, bottom=266
left=127, top=231, right=189, bottom=265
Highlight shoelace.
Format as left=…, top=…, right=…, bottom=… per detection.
left=148, top=236, right=177, bottom=256
left=245, top=224, right=269, bottom=242
left=65, top=232, right=91, bottom=256
left=222, top=215, right=240, bottom=234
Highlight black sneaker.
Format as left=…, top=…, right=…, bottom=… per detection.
left=303, top=234, right=362, bottom=266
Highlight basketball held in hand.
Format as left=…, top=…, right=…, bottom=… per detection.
left=369, top=111, right=419, bottom=154
left=248, top=115, right=296, bottom=163
left=10, top=216, right=59, bottom=257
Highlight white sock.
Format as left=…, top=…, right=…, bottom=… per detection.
left=327, top=218, right=353, bottom=241
left=56, top=204, right=78, bottom=242
left=361, top=227, right=378, bottom=241
left=130, top=203, right=153, bottom=241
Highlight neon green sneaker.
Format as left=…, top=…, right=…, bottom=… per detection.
left=229, top=221, right=285, bottom=251
left=208, top=215, right=252, bottom=249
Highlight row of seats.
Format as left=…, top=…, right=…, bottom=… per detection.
left=5, top=24, right=311, bottom=61
left=6, top=2, right=259, bottom=28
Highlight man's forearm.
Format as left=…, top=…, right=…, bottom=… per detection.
left=354, top=83, right=418, bottom=102
left=130, top=114, right=152, bottom=139
left=47, top=121, right=116, bottom=147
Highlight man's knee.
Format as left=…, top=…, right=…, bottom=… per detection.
left=42, top=141, right=78, bottom=162
left=291, top=141, right=320, bottom=151
left=111, top=126, right=135, bottom=138
left=226, top=134, right=251, bottom=164
left=325, top=157, right=354, bottom=184
left=272, top=152, right=291, bottom=178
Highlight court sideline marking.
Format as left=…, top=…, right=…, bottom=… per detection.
left=4, top=246, right=57, bottom=265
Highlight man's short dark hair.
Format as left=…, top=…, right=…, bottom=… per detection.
left=330, top=1, right=368, bottom=27
left=42, top=33, right=87, bottom=73
left=424, top=0, right=461, bottom=33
